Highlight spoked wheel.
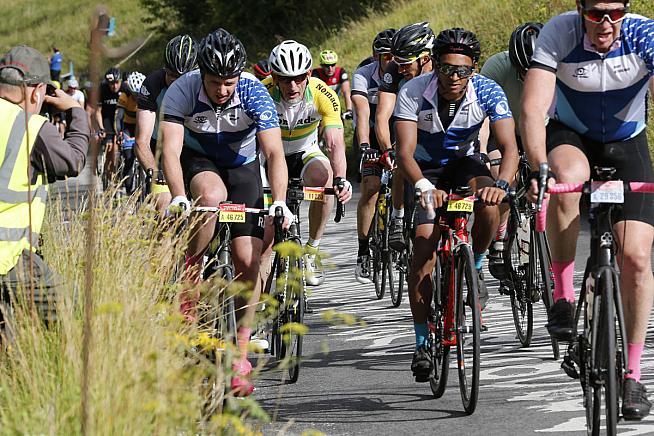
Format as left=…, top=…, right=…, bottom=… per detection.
left=430, top=255, right=449, bottom=398
left=279, top=255, right=305, bottom=383
left=506, top=208, right=533, bottom=346
left=534, top=229, right=560, bottom=360
left=388, top=249, right=404, bottom=308
left=371, top=211, right=384, bottom=300
left=455, top=245, right=481, bottom=415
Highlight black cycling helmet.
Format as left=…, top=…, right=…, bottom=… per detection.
left=104, top=67, right=121, bottom=83
left=253, top=59, right=272, bottom=79
left=165, top=34, right=198, bottom=75
left=197, top=28, right=247, bottom=77
left=391, top=22, right=435, bottom=60
left=508, top=23, right=543, bottom=74
left=372, top=28, right=396, bottom=55
left=580, top=0, right=629, bottom=6
left=434, top=28, right=481, bottom=63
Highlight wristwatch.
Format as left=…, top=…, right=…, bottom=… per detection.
left=494, top=179, right=510, bottom=192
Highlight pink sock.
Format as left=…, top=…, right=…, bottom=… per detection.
left=626, top=342, right=644, bottom=381
left=552, top=260, right=575, bottom=302
left=495, top=220, right=507, bottom=241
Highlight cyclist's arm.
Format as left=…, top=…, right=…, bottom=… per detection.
left=257, top=127, right=288, bottom=202
left=375, top=91, right=396, bottom=151
left=478, top=118, right=490, bottom=154
left=352, top=94, right=370, bottom=145
left=490, top=117, right=519, bottom=182
left=395, top=120, right=421, bottom=184
left=341, top=80, right=352, bottom=112
left=161, top=120, right=186, bottom=198
left=94, top=105, right=104, bottom=132
left=323, top=127, right=347, bottom=178
left=520, top=67, right=556, bottom=170
left=115, top=106, right=125, bottom=136
left=135, top=109, right=157, bottom=170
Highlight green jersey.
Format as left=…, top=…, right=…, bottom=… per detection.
left=480, top=51, right=523, bottom=134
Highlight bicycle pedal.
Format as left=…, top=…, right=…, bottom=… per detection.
left=561, top=356, right=579, bottom=379
left=414, top=373, right=430, bottom=383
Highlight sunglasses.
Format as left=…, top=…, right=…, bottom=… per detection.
left=277, top=73, right=308, bottom=84
left=437, top=63, right=474, bottom=78
left=582, top=7, right=627, bottom=24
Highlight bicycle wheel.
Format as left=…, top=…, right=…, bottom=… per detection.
left=455, top=245, right=481, bottom=415
left=280, top=254, right=305, bottom=383
left=534, top=230, right=560, bottom=360
left=269, top=253, right=283, bottom=358
left=506, top=204, right=533, bottom=346
left=430, top=255, right=449, bottom=398
left=371, top=209, right=384, bottom=300
left=389, top=249, right=404, bottom=307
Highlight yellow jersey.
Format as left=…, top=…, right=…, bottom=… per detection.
left=116, top=92, right=138, bottom=126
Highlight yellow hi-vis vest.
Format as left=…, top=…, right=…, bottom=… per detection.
left=0, top=98, right=48, bottom=275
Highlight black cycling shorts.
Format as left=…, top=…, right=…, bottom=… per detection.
left=180, top=148, right=265, bottom=239
left=409, top=154, right=493, bottom=226
left=546, top=119, right=654, bottom=226
left=487, top=133, right=523, bottom=155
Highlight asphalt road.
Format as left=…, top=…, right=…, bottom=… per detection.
left=253, top=192, right=654, bottom=436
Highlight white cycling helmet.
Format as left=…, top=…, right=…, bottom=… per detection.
left=269, top=40, right=313, bottom=77
left=126, top=71, right=145, bottom=94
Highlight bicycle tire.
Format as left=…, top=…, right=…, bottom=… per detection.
left=595, top=271, right=618, bottom=435
left=535, top=230, right=560, bottom=360
left=455, top=245, right=481, bottom=415
left=371, top=209, right=384, bottom=300
left=506, top=203, right=533, bottom=346
left=281, top=254, right=305, bottom=383
left=430, top=255, right=449, bottom=398
left=389, top=249, right=404, bottom=308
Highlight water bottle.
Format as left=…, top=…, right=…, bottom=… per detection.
left=424, top=190, right=436, bottom=221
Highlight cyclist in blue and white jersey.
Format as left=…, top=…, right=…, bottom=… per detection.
left=160, top=28, right=291, bottom=396
left=395, top=28, right=519, bottom=381
left=521, top=0, right=654, bottom=418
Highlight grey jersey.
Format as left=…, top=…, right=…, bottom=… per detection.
left=351, top=60, right=382, bottom=128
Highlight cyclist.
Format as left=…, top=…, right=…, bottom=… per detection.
left=252, top=59, right=272, bottom=81
left=521, top=0, right=654, bottom=418
left=136, top=34, right=198, bottom=213
left=66, top=78, right=86, bottom=107
left=115, top=71, right=145, bottom=194
left=262, top=40, right=353, bottom=286
left=375, top=22, right=434, bottom=252
left=352, top=28, right=396, bottom=283
left=94, top=67, right=122, bottom=180
left=160, top=28, right=291, bottom=396
left=312, top=49, right=353, bottom=118
left=479, top=22, right=543, bottom=279
left=395, top=28, right=518, bottom=381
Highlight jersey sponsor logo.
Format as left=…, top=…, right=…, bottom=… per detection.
left=315, top=82, right=339, bottom=112
left=573, top=66, right=589, bottom=79
left=140, top=86, right=150, bottom=96
left=383, top=73, right=393, bottom=84
left=495, top=101, right=509, bottom=116
left=278, top=115, right=318, bottom=127
left=260, top=110, right=273, bottom=121
left=194, top=115, right=208, bottom=124
left=424, top=113, right=433, bottom=121
left=342, top=73, right=348, bottom=80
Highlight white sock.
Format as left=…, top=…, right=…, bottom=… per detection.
left=307, top=238, right=321, bottom=248
left=392, top=208, right=404, bottom=219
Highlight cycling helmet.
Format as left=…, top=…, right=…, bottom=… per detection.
left=580, top=0, right=629, bottom=6
left=434, top=28, right=481, bottom=63
left=165, top=34, right=198, bottom=75
left=269, top=40, right=313, bottom=77
left=508, top=22, right=543, bottom=74
left=372, top=28, right=396, bottom=55
left=197, top=28, right=247, bottom=77
left=391, top=22, right=435, bottom=60
left=319, top=49, right=338, bottom=65
left=126, top=71, right=145, bottom=94
left=253, top=59, right=272, bottom=79
left=105, top=67, right=121, bottom=82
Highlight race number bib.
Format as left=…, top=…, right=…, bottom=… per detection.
left=219, top=203, right=246, bottom=222
left=303, top=187, right=325, bottom=202
left=446, top=196, right=475, bottom=213
left=590, top=181, right=624, bottom=204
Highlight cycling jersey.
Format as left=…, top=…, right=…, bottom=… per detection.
left=312, top=66, right=348, bottom=95
left=352, top=60, right=382, bottom=129
left=262, top=77, right=343, bottom=155
left=378, top=61, right=406, bottom=95
left=116, top=93, right=137, bottom=126
left=356, top=56, right=375, bottom=70
left=394, top=73, right=512, bottom=168
left=162, top=70, right=279, bottom=168
left=99, top=81, right=120, bottom=133
left=481, top=51, right=524, bottom=132
left=532, top=11, right=654, bottom=143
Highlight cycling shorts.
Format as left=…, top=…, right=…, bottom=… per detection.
left=409, top=154, right=493, bottom=226
left=546, top=120, right=654, bottom=226
left=285, top=146, right=329, bottom=180
left=180, top=148, right=265, bottom=239
left=486, top=134, right=523, bottom=155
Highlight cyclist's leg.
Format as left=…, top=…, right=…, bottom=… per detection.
left=356, top=155, right=381, bottom=283
left=389, top=168, right=407, bottom=249
left=301, top=150, right=333, bottom=248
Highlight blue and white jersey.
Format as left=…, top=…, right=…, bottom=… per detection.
left=351, top=60, right=382, bottom=128
left=394, top=73, right=512, bottom=168
left=532, top=11, right=654, bottom=143
left=162, top=70, right=279, bottom=168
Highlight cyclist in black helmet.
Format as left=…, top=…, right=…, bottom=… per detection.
left=252, top=59, right=272, bottom=81
left=160, top=28, right=290, bottom=397
left=376, top=22, right=435, bottom=253
left=136, top=34, right=198, bottom=213
left=479, top=22, right=543, bottom=279
left=396, top=27, right=518, bottom=381
left=94, top=67, right=122, bottom=182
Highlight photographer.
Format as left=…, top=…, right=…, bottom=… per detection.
left=0, top=45, right=89, bottom=326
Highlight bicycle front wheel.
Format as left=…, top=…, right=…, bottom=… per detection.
left=506, top=203, right=533, bottom=346
left=455, top=245, right=481, bottom=415
left=535, top=230, right=559, bottom=360
left=430, top=255, right=449, bottom=398
left=279, top=254, right=306, bottom=383
left=371, top=210, right=384, bottom=300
